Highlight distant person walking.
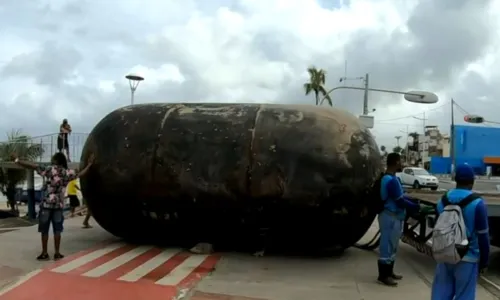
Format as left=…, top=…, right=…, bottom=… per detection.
left=57, top=119, right=72, bottom=162
left=67, top=177, right=80, bottom=218
left=14, top=152, right=94, bottom=261
left=82, top=207, right=92, bottom=229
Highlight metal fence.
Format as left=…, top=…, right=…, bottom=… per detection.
left=0, top=132, right=89, bottom=163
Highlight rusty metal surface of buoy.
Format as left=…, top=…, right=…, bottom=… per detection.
left=79, top=103, right=382, bottom=254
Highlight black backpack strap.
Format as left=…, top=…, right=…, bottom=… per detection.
left=458, top=193, right=481, bottom=209
left=441, top=192, right=449, bottom=206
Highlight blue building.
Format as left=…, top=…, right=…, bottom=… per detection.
left=430, top=125, right=500, bottom=175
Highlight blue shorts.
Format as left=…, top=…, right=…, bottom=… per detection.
left=38, top=209, right=64, bottom=235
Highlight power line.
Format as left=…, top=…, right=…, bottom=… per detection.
left=452, top=100, right=495, bottom=127
left=377, top=101, right=449, bottom=122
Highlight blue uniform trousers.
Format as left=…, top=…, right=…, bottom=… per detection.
left=431, top=261, right=478, bottom=300
left=378, top=210, right=403, bottom=264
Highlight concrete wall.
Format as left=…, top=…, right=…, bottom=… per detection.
left=454, top=125, right=500, bottom=158
left=430, top=125, right=500, bottom=174
left=452, top=125, right=500, bottom=174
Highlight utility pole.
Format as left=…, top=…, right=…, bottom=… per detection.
left=400, top=125, right=410, bottom=166
left=413, top=112, right=428, bottom=166
left=405, top=125, right=410, bottom=166
left=363, top=73, right=369, bottom=115
left=450, top=98, right=455, bottom=175
left=338, top=72, right=370, bottom=115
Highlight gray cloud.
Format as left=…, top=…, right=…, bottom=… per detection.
left=2, top=42, right=83, bottom=86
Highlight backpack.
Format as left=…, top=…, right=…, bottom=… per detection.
left=431, top=192, right=481, bottom=264
left=371, top=172, right=387, bottom=214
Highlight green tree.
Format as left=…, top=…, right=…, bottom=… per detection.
left=408, top=132, right=419, bottom=140
left=304, top=66, right=332, bottom=106
left=408, top=132, right=419, bottom=151
left=393, top=146, right=403, bottom=154
left=0, top=130, right=44, bottom=211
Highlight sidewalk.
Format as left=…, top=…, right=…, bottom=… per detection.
left=0, top=219, right=497, bottom=300
left=189, top=247, right=429, bottom=300
left=0, top=215, right=115, bottom=291
left=185, top=227, right=496, bottom=300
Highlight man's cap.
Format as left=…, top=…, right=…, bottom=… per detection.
left=454, top=164, right=475, bottom=181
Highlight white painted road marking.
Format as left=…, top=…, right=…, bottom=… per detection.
left=83, top=245, right=153, bottom=277
left=155, top=255, right=208, bottom=286
left=51, top=242, right=126, bottom=273
left=118, top=250, right=179, bottom=282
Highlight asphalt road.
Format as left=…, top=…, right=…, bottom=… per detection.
left=402, top=179, right=500, bottom=193
left=438, top=179, right=500, bottom=193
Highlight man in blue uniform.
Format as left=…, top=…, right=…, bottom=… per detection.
left=378, top=153, right=420, bottom=286
left=431, top=164, right=490, bottom=299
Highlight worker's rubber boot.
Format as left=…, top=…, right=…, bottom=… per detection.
left=377, top=262, right=398, bottom=286
left=390, top=262, right=403, bottom=280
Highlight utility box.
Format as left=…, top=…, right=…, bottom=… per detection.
left=358, top=115, right=374, bottom=129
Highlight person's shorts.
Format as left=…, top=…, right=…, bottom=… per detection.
left=69, top=195, right=80, bottom=208
left=38, top=208, right=64, bottom=235
left=57, top=136, right=68, bottom=150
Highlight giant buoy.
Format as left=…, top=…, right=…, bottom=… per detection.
left=79, top=103, right=382, bottom=253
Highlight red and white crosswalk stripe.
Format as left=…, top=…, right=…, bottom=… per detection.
left=46, top=242, right=220, bottom=287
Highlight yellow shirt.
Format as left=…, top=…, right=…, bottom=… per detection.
left=67, top=180, right=79, bottom=195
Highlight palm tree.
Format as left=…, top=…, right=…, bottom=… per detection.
left=304, top=66, right=333, bottom=106
left=0, top=130, right=44, bottom=212
left=408, top=132, right=419, bottom=151
left=392, top=146, right=403, bottom=154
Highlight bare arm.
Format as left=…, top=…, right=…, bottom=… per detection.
left=15, top=160, right=39, bottom=170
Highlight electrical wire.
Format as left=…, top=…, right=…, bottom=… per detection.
left=378, top=101, right=450, bottom=122
left=453, top=100, right=495, bottom=127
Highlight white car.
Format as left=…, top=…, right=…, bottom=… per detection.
left=396, top=167, right=439, bottom=190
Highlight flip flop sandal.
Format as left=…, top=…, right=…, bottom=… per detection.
left=54, top=253, right=65, bottom=260
left=36, top=253, right=50, bottom=261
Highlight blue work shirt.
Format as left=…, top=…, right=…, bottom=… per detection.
left=436, top=189, right=490, bottom=265
left=381, top=175, right=406, bottom=220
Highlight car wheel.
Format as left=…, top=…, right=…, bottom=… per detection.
left=430, top=187, right=438, bottom=191
left=413, top=181, right=421, bottom=189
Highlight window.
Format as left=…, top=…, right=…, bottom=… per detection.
left=413, top=169, right=430, bottom=176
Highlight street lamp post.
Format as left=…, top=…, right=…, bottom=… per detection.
left=339, top=74, right=370, bottom=114
left=395, top=136, right=402, bottom=147
left=125, top=74, right=145, bottom=105
left=319, top=86, right=438, bottom=107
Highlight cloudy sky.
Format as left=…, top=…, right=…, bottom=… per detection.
left=1, top=0, right=499, bottom=152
